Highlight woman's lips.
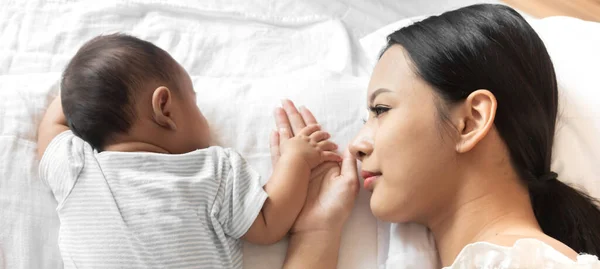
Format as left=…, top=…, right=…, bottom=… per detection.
left=361, top=171, right=381, bottom=191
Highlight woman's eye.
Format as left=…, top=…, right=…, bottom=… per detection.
left=369, top=105, right=390, bottom=117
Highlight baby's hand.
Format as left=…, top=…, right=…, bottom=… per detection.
left=279, top=124, right=341, bottom=169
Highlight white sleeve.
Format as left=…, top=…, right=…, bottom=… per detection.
left=214, top=149, right=268, bottom=239
left=38, top=130, right=85, bottom=206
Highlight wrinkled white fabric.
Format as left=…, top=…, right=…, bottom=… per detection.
left=446, top=239, right=599, bottom=269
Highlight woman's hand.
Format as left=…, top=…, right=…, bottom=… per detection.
left=291, top=151, right=359, bottom=233
left=271, top=100, right=360, bottom=268
left=271, top=99, right=359, bottom=231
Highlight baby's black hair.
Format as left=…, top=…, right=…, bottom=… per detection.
left=61, top=33, right=179, bottom=150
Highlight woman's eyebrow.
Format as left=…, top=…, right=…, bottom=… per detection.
left=369, top=88, right=392, bottom=104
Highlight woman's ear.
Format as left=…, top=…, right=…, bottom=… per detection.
left=454, top=89, right=497, bottom=153
left=151, top=86, right=177, bottom=130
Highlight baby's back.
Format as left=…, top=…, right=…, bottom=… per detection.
left=40, top=131, right=254, bottom=269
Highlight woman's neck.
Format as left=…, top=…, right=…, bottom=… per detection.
left=428, top=169, right=542, bottom=267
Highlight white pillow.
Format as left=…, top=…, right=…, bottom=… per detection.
left=359, top=15, right=600, bottom=268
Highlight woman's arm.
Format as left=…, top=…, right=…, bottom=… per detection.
left=282, top=153, right=358, bottom=268
left=283, top=230, right=342, bottom=269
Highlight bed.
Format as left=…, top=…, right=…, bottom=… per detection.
left=2, top=0, right=599, bottom=268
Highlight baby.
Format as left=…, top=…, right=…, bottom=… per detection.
left=37, top=34, right=341, bottom=268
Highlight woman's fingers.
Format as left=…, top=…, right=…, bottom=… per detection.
left=274, top=107, right=293, bottom=136
left=340, top=149, right=359, bottom=195
left=279, top=127, right=291, bottom=144
left=299, top=106, right=318, bottom=125
left=269, top=130, right=280, bottom=166
left=275, top=100, right=321, bottom=139
left=282, top=99, right=306, bottom=135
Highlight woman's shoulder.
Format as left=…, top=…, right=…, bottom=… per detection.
left=445, top=238, right=600, bottom=269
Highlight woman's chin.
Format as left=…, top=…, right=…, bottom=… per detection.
left=369, top=191, right=411, bottom=222
left=369, top=193, right=394, bottom=221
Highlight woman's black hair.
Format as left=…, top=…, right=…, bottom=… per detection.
left=384, top=4, right=600, bottom=255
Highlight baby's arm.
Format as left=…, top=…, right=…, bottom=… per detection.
left=243, top=125, right=340, bottom=244
left=37, top=96, right=69, bottom=159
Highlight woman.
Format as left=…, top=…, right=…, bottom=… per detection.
left=277, top=4, right=600, bottom=268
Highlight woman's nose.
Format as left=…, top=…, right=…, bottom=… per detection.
left=349, top=130, right=374, bottom=161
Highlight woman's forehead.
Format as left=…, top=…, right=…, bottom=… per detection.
left=367, top=46, right=418, bottom=98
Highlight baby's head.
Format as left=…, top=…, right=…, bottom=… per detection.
left=61, top=33, right=210, bottom=153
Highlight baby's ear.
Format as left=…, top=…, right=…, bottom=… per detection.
left=151, top=86, right=177, bottom=130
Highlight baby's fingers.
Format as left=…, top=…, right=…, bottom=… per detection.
left=321, top=151, right=343, bottom=163
left=310, top=130, right=330, bottom=142
left=317, top=140, right=338, bottom=152
left=298, top=124, right=321, bottom=137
